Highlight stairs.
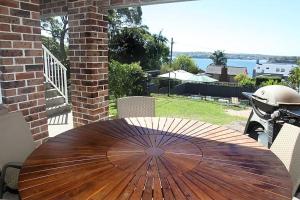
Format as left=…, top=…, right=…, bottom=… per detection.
left=45, top=82, right=70, bottom=117
left=42, top=45, right=70, bottom=117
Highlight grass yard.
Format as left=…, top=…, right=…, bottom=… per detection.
left=109, top=95, right=247, bottom=125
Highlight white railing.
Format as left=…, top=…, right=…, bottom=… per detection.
left=42, top=45, right=68, bottom=104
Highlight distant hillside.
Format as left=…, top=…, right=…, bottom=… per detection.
left=174, top=51, right=299, bottom=64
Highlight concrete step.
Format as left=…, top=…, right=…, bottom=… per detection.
left=45, top=82, right=52, bottom=90
left=45, top=88, right=60, bottom=98
left=46, top=96, right=65, bottom=107
left=46, top=103, right=71, bottom=117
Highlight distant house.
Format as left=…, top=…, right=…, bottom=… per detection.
left=253, top=63, right=296, bottom=78
left=205, top=65, right=248, bottom=82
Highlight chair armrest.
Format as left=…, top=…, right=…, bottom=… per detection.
left=2, top=162, right=23, bottom=171
left=1, top=162, right=23, bottom=180
left=0, top=162, right=23, bottom=198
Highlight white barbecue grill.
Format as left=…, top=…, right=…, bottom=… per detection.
left=243, top=85, right=300, bottom=147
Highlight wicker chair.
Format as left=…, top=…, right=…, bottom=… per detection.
left=270, top=123, right=300, bottom=196
left=0, top=111, right=35, bottom=199
left=117, top=96, right=155, bottom=118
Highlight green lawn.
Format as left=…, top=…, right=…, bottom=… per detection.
left=109, top=95, right=246, bottom=125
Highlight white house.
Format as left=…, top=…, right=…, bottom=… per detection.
left=254, top=63, right=297, bottom=78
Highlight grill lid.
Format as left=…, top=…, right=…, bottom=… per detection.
left=252, top=85, right=300, bottom=107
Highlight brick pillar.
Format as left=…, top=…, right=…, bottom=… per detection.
left=0, top=0, right=48, bottom=143
left=68, top=0, right=109, bottom=127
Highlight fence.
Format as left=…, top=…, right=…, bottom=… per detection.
left=150, top=82, right=257, bottom=99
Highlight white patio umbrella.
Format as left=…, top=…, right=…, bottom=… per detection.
left=192, top=74, right=218, bottom=83
left=159, top=70, right=218, bottom=83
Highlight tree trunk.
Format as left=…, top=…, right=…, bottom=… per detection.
left=60, top=33, right=66, bottom=62
left=60, top=16, right=68, bottom=64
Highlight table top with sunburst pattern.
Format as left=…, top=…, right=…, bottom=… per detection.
left=19, top=117, right=292, bottom=200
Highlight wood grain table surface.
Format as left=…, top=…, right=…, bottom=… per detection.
left=19, top=117, right=292, bottom=200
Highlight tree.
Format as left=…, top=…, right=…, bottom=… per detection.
left=41, top=16, right=68, bottom=65
left=108, top=7, right=143, bottom=37
left=209, top=50, right=228, bottom=81
left=109, top=60, right=147, bottom=99
left=109, top=27, right=169, bottom=71
left=145, top=31, right=170, bottom=69
left=160, top=55, right=199, bottom=74
left=108, top=7, right=170, bottom=71
left=288, top=63, right=300, bottom=92
left=42, top=36, right=63, bottom=61
left=260, top=79, right=284, bottom=87
left=41, top=8, right=170, bottom=72
left=234, top=73, right=255, bottom=86
left=209, top=50, right=227, bottom=66
left=173, top=55, right=199, bottom=74
left=41, top=8, right=142, bottom=64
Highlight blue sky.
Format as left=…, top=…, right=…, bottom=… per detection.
left=142, top=0, right=300, bottom=56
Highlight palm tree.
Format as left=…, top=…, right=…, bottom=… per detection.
left=209, top=50, right=227, bottom=66
left=209, top=50, right=228, bottom=82
left=288, top=65, right=300, bottom=92
left=153, top=31, right=168, bottom=44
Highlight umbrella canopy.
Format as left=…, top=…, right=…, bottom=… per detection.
left=159, top=70, right=218, bottom=83
left=192, top=74, right=218, bottom=82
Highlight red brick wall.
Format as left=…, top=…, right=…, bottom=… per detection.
left=0, top=0, right=48, bottom=143
left=68, top=0, right=109, bottom=127
left=40, top=0, right=67, bottom=18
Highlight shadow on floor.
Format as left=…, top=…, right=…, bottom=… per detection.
left=48, top=111, right=74, bottom=137
left=48, top=113, right=69, bottom=125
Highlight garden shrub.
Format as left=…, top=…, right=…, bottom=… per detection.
left=109, top=60, right=147, bottom=99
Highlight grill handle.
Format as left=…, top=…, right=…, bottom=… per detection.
left=250, top=98, right=272, bottom=120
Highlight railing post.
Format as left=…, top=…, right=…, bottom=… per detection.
left=43, top=48, right=48, bottom=81
left=64, top=69, right=68, bottom=104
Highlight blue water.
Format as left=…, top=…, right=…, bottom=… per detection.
left=193, top=58, right=268, bottom=77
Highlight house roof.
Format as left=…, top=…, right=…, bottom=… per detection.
left=206, top=65, right=247, bottom=76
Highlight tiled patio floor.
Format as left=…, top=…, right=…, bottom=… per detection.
left=2, top=192, right=19, bottom=200
left=48, top=111, right=74, bottom=137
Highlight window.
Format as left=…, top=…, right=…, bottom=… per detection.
left=266, top=67, right=269, bottom=70
left=276, top=68, right=280, bottom=72
left=281, top=68, right=285, bottom=72
left=257, top=66, right=260, bottom=69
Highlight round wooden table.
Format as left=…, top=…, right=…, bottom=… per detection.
left=19, top=117, right=292, bottom=200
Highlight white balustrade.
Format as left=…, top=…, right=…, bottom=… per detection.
left=42, top=45, right=68, bottom=104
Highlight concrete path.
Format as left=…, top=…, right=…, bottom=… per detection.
left=225, top=120, right=247, bottom=133
left=225, top=108, right=252, bottom=118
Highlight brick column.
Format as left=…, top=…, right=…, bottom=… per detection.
left=68, top=0, right=109, bottom=127
left=0, top=0, right=48, bottom=143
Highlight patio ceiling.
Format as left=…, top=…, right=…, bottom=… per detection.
left=40, top=0, right=197, bottom=17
